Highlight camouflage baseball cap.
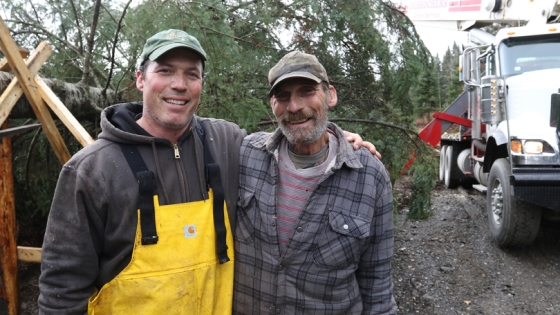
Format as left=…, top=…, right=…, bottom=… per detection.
left=268, top=51, right=329, bottom=96
left=140, top=29, right=207, bottom=66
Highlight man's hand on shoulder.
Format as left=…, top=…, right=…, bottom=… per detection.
left=342, top=131, right=382, bottom=159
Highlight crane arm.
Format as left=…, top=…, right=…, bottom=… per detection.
left=398, top=0, right=560, bottom=30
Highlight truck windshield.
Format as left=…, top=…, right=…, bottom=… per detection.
left=499, top=35, right=560, bottom=77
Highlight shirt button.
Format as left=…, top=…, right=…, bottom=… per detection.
left=343, top=224, right=349, bottom=230
left=276, top=309, right=281, bottom=314
left=278, top=264, right=283, bottom=271
left=296, top=226, right=303, bottom=232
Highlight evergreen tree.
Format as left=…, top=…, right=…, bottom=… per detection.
left=412, top=61, right=439, bottom=121
left=433, top=55, right=445, bottom=109
left=445, top=43, right=464, bottom=104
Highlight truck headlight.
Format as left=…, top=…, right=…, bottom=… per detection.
left=510, top=140, right=554, bottom=154
left=524, top=141, right=543, bottom=154
left=511, top=140, right=522, bottom=153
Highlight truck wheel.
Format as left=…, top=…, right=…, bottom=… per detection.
left=444, top=145, right=460, bottom=188
left=439, top=145, right=448, bottom=181
left=487, top=158, right=541, bottom=247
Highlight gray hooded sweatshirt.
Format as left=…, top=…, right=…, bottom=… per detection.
left=38, top=102, right=245, bottom=314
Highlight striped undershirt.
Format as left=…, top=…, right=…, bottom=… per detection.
left=276, top=132, right=338, bottom=253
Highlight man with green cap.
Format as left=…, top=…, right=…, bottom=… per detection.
left=38, top=29, right=243, bottom=314
left=38, top=29, right=376, bottom=315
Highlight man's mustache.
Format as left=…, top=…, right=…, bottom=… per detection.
left=280, top=110, right=314, bottom=124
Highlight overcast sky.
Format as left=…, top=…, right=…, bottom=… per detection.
left=413, top=23, right=470, bottom=57
left=392, top=0, right=471, bottom=57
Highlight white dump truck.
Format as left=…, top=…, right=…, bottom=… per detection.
left=400, top=0, right=560, bottom=247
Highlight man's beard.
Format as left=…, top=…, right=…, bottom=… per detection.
left=278, top=103, right=329, bottom=145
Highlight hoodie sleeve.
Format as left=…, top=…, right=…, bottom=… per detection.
left=198, top=118, right=247, bottom=229
left=38, top=164, right=101, bottom=315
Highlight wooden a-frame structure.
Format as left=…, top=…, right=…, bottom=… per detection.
left=0, top=15, right=94, bottom=315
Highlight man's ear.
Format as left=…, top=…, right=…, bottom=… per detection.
left=136, top=70, right=144, bottom=92
left=270, top=96, right=276, bottom=110
left=328, top=85, right=337, bottom=109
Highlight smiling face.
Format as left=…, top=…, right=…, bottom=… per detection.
left=271, top=78, right=337, bottom=154
left=135, top=48, right=203, bottom=142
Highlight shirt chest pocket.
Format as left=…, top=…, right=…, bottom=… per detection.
left=312, top=211, right=370, bottom=270
left=235, top=189, right=257, bottom=245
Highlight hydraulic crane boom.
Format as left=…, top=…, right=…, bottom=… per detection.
left=399, top=0, right=560, bottom=30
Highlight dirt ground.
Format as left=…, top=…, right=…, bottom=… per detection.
left=393, top=177, right=560, bottom=315
left=5, top=176, right=560, bottom=315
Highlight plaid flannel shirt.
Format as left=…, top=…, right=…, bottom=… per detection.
left=233, top=122, right=397, bottom=315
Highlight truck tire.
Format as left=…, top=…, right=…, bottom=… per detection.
left=487, top=158, right=541, bottom=247
left=439, top=145, right=448, bottom=181
left=474, top=162, right=487, bottom=186
left=473, top=162, right=481, bottom=184
left=444, top=145, right=461, bottom=188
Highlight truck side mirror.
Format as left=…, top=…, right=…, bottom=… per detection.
left=550, top=89, right=560, bottom=128
left=460, top=53, right=470, bottom=82
left=461, top=48, right=481, bottom=86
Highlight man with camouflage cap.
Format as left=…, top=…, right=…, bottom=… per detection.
left=233, top=51, right=397, bottom=314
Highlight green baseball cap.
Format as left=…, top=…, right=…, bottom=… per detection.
left=140, top=29, right=207, bottom=67
left=268, top=51, right=329, bottom=96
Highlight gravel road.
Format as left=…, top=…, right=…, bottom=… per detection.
left=393, top=179, right=560, bottom=315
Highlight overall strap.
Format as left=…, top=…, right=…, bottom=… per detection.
left=195, top=121, right=230, bottom=264
left=119, top=143, right=159, bottom=245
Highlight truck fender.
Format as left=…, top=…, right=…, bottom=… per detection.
left=491, top=128, right=508, bottom=146
left=483, top=137, right=508, bottom=173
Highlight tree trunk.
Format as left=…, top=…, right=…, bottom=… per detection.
left=0, top=121, right=19, bottom=315
left=0, top=71, right=120, bottom=122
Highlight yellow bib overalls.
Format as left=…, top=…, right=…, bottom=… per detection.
left=88, top=125, right=234, bottom=314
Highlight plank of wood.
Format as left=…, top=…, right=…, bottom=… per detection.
left=35, top=76, right=94, bottom=147
left=0, top=121, right=19, bottom=315
left=0, top=47, right=29, bottom=71
left=0, top=16, right=71, bottom=164
left=16, top=246, right=42, bottom=263
left=0, top=41, right=52, bottom=126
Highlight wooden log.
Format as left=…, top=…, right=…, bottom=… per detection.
left=0, top=16, right=71, bottom=165
left=0, top=121, right=19, bottom=315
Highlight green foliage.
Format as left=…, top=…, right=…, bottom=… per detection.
left=407, top=142, right=438, bottom=220
left=10, top=119, right=96, bottom=220
left=3, top=0, right=130, bottom=88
